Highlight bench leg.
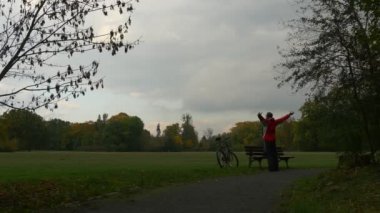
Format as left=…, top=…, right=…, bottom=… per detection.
left=258, top=159, right=263, bottom=169
left=285, top=159, right=289, bottom=168
left=248, top=158, right=252, bottom=167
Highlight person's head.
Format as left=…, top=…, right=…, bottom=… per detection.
left=266, top=112, right=273, bottom=119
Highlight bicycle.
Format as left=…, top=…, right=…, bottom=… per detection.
left=215, top=136, right=239, bottom=168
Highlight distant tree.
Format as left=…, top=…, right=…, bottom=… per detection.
left=139, top=129, right=153, bottom=151
left=198, top=136, right=208, bottom=151
left=46, top=118, right=70, bottom=150
left=163, top=123, right=182, bottom=151
left=197, top=128, right=213, bottom=151
left=104, top=112, right=144, bottom=151
left=66, top=122, right=97, bottom=150
left=276, top=119, right=296, bottom=149
left=0, top=0, right=139, bottom=110
left=230, top=121, right=262, bottom=149
left=181, top=114, right=198, bottom=150
left=94, top=113, right=108, bottom=145
left=108, top=112, right=129, bottom=122
left=0, top=119, right=17, bottom=152
left=203, top=128, right=213, bottom=140
left=125, top=116, right=144, bottom=151
left=102, top=113, right=109, bottom=123
left=277, top=0, right=379, bottom=157
left=156, top=123, right=161, bottom=138
left=143, top=134, right=164, bottom=152
left=2, top=109, right=47, bottom=150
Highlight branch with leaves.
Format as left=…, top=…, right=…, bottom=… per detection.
left=0, top=0, right=140, bottom=110
left=277, top=0, right=379, bottom=158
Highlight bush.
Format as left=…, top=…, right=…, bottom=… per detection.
left=0, top=138, right=18, bottom=152
left=337, top=152, right=373, bottom=168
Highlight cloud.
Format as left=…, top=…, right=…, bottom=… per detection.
left=36, top=0, right=304, bottom=135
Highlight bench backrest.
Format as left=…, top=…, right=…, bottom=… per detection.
left=277, top=147, right=284, bottom=156
left=244, top=146, right=264, bottom=156
left=244, top=146, right=285, bottom=156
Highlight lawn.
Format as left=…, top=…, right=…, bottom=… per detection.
left=0, top=151, right=337, bottom=211
left=0, top=152, right=224, bottom=181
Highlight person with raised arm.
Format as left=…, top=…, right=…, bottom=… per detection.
left=257, top=111, right=294, bottom=171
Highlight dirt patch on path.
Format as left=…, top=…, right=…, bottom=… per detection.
left=61, top=169, right=325, bottom=213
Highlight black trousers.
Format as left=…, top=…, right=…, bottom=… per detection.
left=264, top=141, right=279, bottom=171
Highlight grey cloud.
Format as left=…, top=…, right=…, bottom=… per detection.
left=95, top=0, right=302, bottom=114
left=38, top=0, right=304, bottom=134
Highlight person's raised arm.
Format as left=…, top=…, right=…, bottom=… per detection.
left=257, top=112, right=266, bottom=125
left=275, top=112, right=294, bottom=124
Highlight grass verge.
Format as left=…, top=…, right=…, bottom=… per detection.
left=277, top=165, right=380, bottom=213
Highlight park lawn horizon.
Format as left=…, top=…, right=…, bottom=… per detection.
left=0, top=151, right=337, bottom=181
left=0, top=151, right=338, bottom=211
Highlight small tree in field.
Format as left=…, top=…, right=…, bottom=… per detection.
left=0, top=0, right=139, bottom=110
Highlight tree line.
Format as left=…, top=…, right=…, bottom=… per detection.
left=2, top=103, right=376, bottom=153
left=0, top=110, right=202, bottom=152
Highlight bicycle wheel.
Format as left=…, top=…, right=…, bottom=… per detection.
left=216, top=150, right=228, bottom=168
left=227, top=152, right=239, bottom=167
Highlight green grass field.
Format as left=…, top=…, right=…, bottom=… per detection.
left=0, top=151, right=338, bottom=211
left=0, top=151, right=337, bottom=181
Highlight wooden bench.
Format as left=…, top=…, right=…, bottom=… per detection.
left=244, top=146, right=295, bottom=168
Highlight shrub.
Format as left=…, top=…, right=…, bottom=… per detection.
left=0, top=138, right=18, bottom=152
left=337, top=152, right=372, bottom=168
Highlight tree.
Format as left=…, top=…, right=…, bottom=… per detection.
left=46, top=118, right=70, bottom=150
left=66, top=121, right=97, bottom=150
left=0, top=0, right=139, bottom=110
left=198, top=128, right=213, bottom=151
left=1, top=109, right=47, bottom=150
left=203, top=128, right=213, bottom=141
left=276, top=119, right=296, bottom=149
left=94, top=113, right=108, bottom=145
left=163, top=123, right=182, bottom=151
left=181, top=114, right=198, bottom=150
left=294, top=94, right=363, bottom=152
left=103, top=112, right=144, bottom=151
left=0, top=119, right=17, bottom=152
left=156, top=123, right=161, bottom=138
left=230, top=121, right=263, bottom=150
left=277, top=0, right=379, bottom=157
left=124, top=116, right=144, bottom=151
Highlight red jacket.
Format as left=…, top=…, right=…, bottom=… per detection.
left=258, top=113, right=291, bottom=142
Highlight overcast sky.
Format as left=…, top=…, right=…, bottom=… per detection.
left=37, top=0, right=304, bottom=136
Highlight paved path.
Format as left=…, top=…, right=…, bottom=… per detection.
left=65, top=169, right=324, bottom=213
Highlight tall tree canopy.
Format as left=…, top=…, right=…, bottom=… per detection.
left=163, top=123, right=182, bottom=152
left=295, top=95, right=362, bottom=151
left=277, top=0, right=379, bottom=156
left=1, top=109, right=47, bottom=150
left=181, top=113, right=198, bottom=149
left=0, top=0, right=139, bottom=110
left=104, top=112, right=144, bottom=151
left=230, top=121, right=262, bottom=147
